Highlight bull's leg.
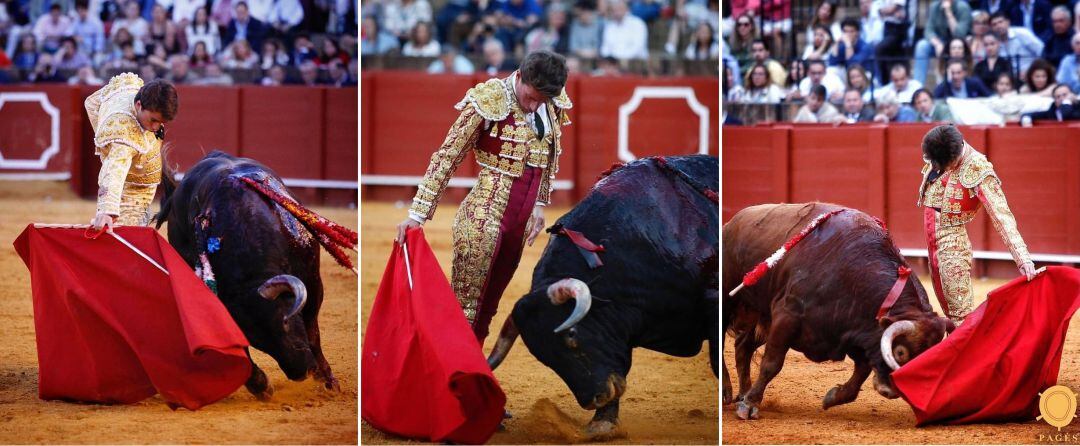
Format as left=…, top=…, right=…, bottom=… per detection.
left=822, top=358, right=872, bottom=410
left=244, top=349, right=274, bottom=400
left=733, top=328, right=763, bottom=403
left=736, top=313, right=797, bottom=420
left=706, top=288, right=719, bottom=379
left=585, top=399, right=621, bottom=437
left=305, top=315, right=340, bottom=391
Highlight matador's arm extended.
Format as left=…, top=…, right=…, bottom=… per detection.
left=978, top=176, right=1034, bottom=269
left=96, top=144, right=136, bottom=217
left=407, top=106, right=485, bottom=222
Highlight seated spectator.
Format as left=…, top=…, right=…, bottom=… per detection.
left=402, top=22, right=440, bottom=57
left=783, top=59, right=806, bottom=96
left=600, top=0, right=648, bottom=61
left=723, top=62, right=744, bottom=100
left=327, top=59, right=349, bottom=87
left=427, top=44, right=475, bottom=74
left=67, top=65, right=104, bottom=85
left=259, top=39, right=290, bottom=70
left=146, top=42, right=171, bottom=72
left=802, top=24, right=834, bottom=61
left=139, top=63, right=158, bottom=81
left=968, top=10, right=991, bottom=61
left=741, top=63, right=785, bottom=103
left=497, top=0, right=544, bottom=51
left=524, top=3, right=569, bottom=54
left=828, top=18, right=874, bottom=72
left=191, top=41, right=214, bottom=68
left=317, top=37, right=350, bottom=66
left=481, top=38, right=517, bottom=75
left=794, top=84, right=842, bottom=123
left=873, top=89, right=917, bottom=122
left=261, top=63, right=287, bottom=85
left=1058, top=33, right=1080, bottom=91
left=914, top=0, right=973, bottom=85
left=1009, top=0, right=1050, bottom=37
left=186, top=7, right=222, bottom=56
left=938, top=37, right=972, bottom=80
left=110, top=27, right=145, bottom=57
left=912, top=88, right=956, bottom=122
left=1023, top=83, right=1080, bottom=121
left=840, top=88, right=876, bottom=122
left=33, top=3, right=72, bottom=53
left=1021, top=58, right=1057, bottom=96
left=685, top=22, right=719, bottom=61
left=1041, top=5, right=1073, bottom=67
left=173, top=0, right=205, bottom=28
left=192, top=62, right=235, bottom=85
left=361, top=16, right=399, bottom=55
left=298, top=60, right=320, bottom=86
left=748, top=38, right=787, bottom=86
left=594, top=55, right=623, bottom=76
left=988, top=71, right=1025, bottom=121
left=223, top=1, right=268, bottom=51
left=463, top=20, right=499, bottom=56
left=803, top=0, right=842, bottom=58
left=148, top=4, right=179, bottom=54
left=991, top=11, right=1043, bottom=74
left=220, top=39, right=259, bottom=69
left=382, top=0, right=434, bottom=42
left=167, top=54, right=201, bottom=84
left=54, top=37, right=90, bottom=70
left=727, top=13, right=757, bottom=68
left=568, top=0, right=602, bottom=59
left=845, top=64, right=874, bottom=103
left=792, top=59, right=845, bottom=102
left=934, top=59, right=993, bottom=98
left=105, top=41, right=140, bottom=70
left=291, top=33, right=318, bottom=65
left=975, top=33, right=1013, bottom=88
left=112, top=0, right=149, bottom=44
left=267, top=0, right=304, bottom=36
left=70, top=0, right=105, bottom=60
left=29, top=53, right=63, bottom=82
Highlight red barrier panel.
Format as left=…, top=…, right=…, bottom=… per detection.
left=721, top=126, right=788, bottom=221
left=167, top=86, right=242, bottom=169
left=0, top=85, right=81, bottom=179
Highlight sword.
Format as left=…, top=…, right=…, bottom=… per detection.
left=401, top=241, right=414, bottom=291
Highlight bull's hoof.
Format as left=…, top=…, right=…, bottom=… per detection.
left=735, top=401, right=759, bottom=420
left=252, top=384, right=274, bottom=401
left=584, top=420, right=625, bottom=440
left=322, top=376, right=341, bottom=392
left=822, top=386, right=842, bottom=410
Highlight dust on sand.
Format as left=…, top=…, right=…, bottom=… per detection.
left=360, top=201, right=719, bottom=445
left=722, top=277, right=1080, bottom=444
left=0, top=181, right=357, bottom=444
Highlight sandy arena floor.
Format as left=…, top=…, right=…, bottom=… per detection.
left=359, top=201, right=720, bottom=445
left=0, top=181, right=357, bottom=444
left=721, top=274, right=1080, bottom=444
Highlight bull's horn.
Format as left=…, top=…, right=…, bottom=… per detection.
left=880, top=320, right=917, bottom=370
left=486, top=316, right=519, bottom=371
left=259, top=275, right=308, bottom=321
left=548, top=278, right=592, bottom=333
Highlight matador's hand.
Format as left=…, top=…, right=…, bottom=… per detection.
left=396, top=217, right=422, bottom=244
left=90, top=212, right=115, bottom=232
left=1020, top=261, right=1037, bottom=281
left=526, top=205, right=545, bottom=246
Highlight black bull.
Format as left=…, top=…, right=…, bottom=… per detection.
left=722, top=203, right=954, bottom=420
left=155, top=151, right=338, bottom=399
left=486, top=155, right=719, bottom=434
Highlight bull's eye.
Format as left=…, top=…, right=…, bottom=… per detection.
left=564, top=327, right=579, bottom=349
left=568, top=327, right=577, bottom=338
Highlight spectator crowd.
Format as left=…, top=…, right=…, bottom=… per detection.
left=359, top=0, right=721, bottom=76
left=0, top=0, right=359, bottom=86
left=723, top=0, right=1080, bottom=125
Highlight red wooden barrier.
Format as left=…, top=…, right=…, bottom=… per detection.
left=0, top=85, right=82, bottom=179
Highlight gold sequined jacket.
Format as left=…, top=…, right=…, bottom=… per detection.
left=85, top=73, right=162, bottom=226
left=918, top=148, right=1033, bottom=268
left=408, top=72, right=572, bottom=221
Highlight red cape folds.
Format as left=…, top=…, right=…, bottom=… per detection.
left=892, top=266, right=1080, bottom=425
left=361, top=228, right=506, bottom=444
left=13, top=225, right=251, bottom=410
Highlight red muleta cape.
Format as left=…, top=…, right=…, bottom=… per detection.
left=361, top=228, right=505, bottom=444
left=892, top=266, right=1080, bottom=425
left=13, top=225, right=251, bottom=410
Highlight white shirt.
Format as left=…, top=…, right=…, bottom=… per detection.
left=600, top=13, right=648, bottom=60
left=798, top=73, right=847, bottom=99
left=172, top=0, right=205, bottom=23
left=875, top=79, right=923, bottom=103
left=268, top=0, right=304, bottom=27
left=186, top=22, right=222, bottom=55
left=244, top=0, right=274, bottom=22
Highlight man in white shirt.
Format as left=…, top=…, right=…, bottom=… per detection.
left=793, top=59, right=846, bottom=103
left=875, top=62, right=923, bottom=103
left=172, top=0, right=206, bottom=27
left=244, top=0, right=273, bottom=23
left=860, top=0, right=885, bottom=45
left=268, top=0, right=305, bottom=34
left=991, top=10, right=1044, bottom=74
left=600, top=0, right=648, bottom=60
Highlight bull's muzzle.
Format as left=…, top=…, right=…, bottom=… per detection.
left=587, top=374, right=627, bottom=410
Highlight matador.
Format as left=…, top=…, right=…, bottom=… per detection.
left=85, top=73, right=178, bottom=230
left=397, top=51, right=571, bottom=343
left=918, top=125, right=1036, bottom=323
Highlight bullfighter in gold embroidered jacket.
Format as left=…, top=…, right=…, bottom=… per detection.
left=85, top=73, right=178, bottom=230
left=396, top=51, right=571, bottom=343
left=918, top=125, right=1036, bottom=323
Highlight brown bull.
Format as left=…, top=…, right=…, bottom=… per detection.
left=722, top=203, right=955, bottom=420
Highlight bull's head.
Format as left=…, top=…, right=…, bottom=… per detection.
left=488, top=278, right=630, bottom=410
left=874, top=312, right=955, bottom=398
left=250, top=274, right=317, bottom=380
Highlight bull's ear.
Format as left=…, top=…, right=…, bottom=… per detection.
left=879, top=315, right=898, bottom=330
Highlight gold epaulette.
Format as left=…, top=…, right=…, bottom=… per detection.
left=95, top=113, right=151, bottom=155
left=957, top=151, right=998, bottom=188
left=454, top=79, right=511, bottom=121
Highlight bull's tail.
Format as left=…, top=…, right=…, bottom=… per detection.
left=152, top=144, right=179, bottom=229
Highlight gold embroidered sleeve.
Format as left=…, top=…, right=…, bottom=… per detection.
left=84, top=88, right=104, bottom=133
left=96, top=143, right=136, bottom=216
left=978, top=176, right=1033, bottom=268
left=408, top=106, right=485, bottom=221
left=536, top=149, right=558, bottom=205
